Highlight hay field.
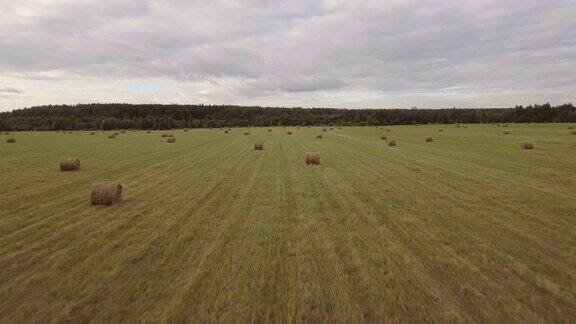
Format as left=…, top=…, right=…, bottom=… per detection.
left=1, top=124, right=576, bottom=322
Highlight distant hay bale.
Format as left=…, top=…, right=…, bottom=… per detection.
left=184, top=129, right=189, bottom=132
left=254, top=142, right=264, bottom=150
left=147, top=130, right=152, bottom=133
left=438, top=129, right=443, bottom=132
left=90, top=182, right=123, bottom=206
left=338, top=126, right=342, bottom=129
left=306, top=153, right=320, bottom=165
left=521, top=141, right=534, bottom=149
left=316, top=134, right=323, bottom=139
left=287, top=131, right=292, bottom=135
left=329, top=127, right=334, bottom=130
left=386, top=129, right=391, bottom=132
left=244, top=131, right=250, bottom=135
left=68, top=131, right=73, bottom=134
left=381, top=135, right=387, bottom=140
left=569, top=130, right=576, bottom=135
left=224, top=130, right=229, bottom=134
left=60, top=158, right=80, bottom=171
left=168, top=134, right=174, bottom=138
left=6, top=137, right=15, bottom=143
left=568, top=126, right=574, bottom=129
left=108, top=134, right=116, bottom=139
left=90, top=131, right=95, bottom=135
left=120, top=130, right=125, bottom=134
left=388, top=139, right=397, bottom=147
left=167, top=137, right=176, bottom=143
left=268, top=129, right=272, bottom=132
left=322, top=128, right=327, bottom=132
left=425, top=137, right=434, bottom=142
left=503, top=131, right=510, bottom=135
left=162, top=133, right=168, bottom=137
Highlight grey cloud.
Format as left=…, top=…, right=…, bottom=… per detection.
left=0, top=0, right=575, bottom=108
left=0, top=87, right=21, bottom=93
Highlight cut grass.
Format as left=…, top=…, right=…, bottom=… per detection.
left=0, top=124, right=576, bottom=322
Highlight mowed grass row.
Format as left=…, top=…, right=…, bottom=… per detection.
left=0, top=124, right=575, bottom=322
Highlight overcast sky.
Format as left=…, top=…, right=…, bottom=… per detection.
left=1, top=0, right=575, bottom=111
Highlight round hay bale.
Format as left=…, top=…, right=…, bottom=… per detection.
left=425, top=137, right=434, bottom=142
left=386, top=129, right=391, bottom=132
left=503, top=131, right=510, bottom=135
left=322, top=128, right=327, bottom=132
left=4, top=132, right=10, bottom=135
left=438, top=129, right=443, bottom=132
left=108, top=134, right=116, bottom=139
left=147, top=130, right=152, bottom=133
left=521, top=141, right=534, bottom=149
left=161, top=133, right=168, bottom=137
left=316, top=134, right=323, bottom=139
left=388, top=139, right=397, bottom=147
left=568, top=126, right=574, bottom=129
left=244, top=131, right=250, bottom=135
left=224, top=130, right=229, bottom=134
left=167, top=137, right=176, bottom=143
left=306, top=153, right=320, bottom=165
left=60, top=158, right=80, bottom=171
left=90, top=131, right=95, bottom=135
left=254, top=142, right=264, bottom=150
left=381, top=135, right=387, bottom=140
left=287, top=131, right=292, bottom=135
left=6, top=137, right=15, bottom=143
left=90, top=182, right=123, bottom=206
left=120, top=131, right=125, bottom=134
left=268, top=129, right=272, bottom=132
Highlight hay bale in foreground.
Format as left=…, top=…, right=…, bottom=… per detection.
left=306, top=153, right=320, bottom=165
left=316, top=134, right=323, bottom=139
left=167, top=137, right=176, bottom=143
left=60, top=158, right=80, bottom=171
left=425, top=137, right=434, bottom=142
left=521, top=141, right=534, bottom=149
left=6, top=137, right=15, bottom=143
left=254, top=142, right=264, bottom=150
left=90, top=182, right=123, bottom=206
left=388, top=139, right=397, bottom=147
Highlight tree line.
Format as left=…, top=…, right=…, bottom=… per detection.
left=0, top=103, right=574, bottom=131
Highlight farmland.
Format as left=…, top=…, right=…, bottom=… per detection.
left=1, top=124, right=575, bottom=322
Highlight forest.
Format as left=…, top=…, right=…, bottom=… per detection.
left=0, top=103, right=574, bottom=131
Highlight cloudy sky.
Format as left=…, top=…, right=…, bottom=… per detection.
left=1, top=0, right=575, bottom=111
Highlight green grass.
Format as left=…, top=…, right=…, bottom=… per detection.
left=1, top=124, right=575, bottom=322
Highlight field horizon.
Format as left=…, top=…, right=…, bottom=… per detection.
left=1, top=124, right=575, bottom=322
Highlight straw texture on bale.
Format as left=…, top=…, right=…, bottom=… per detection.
left=425, top=137, right=434, bottom=142
left=167, top=137, right=176, bottom=143
left=60, top=158, right=80, bottom=171
left=6, top=137, right=15, bottom=143
left=388, top=139, right=397, bottom=147
left=306, top=153, right=320, bottom=165
left=254, top=143, right=264, bottom=150
left=316, top=134, right=323, bottom=139
left=90, top=182, right=123, bottom=206
left=521, top=141, right=534, bottom=149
